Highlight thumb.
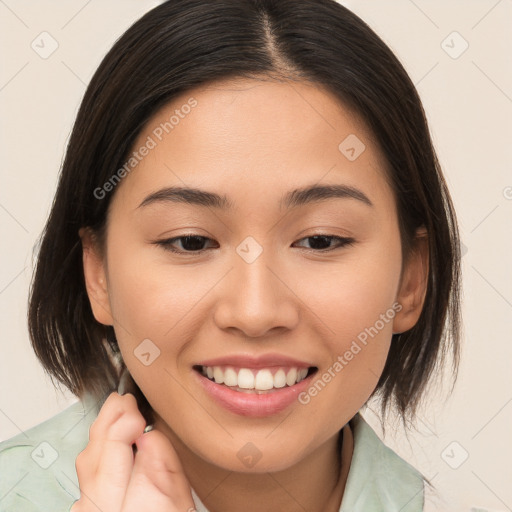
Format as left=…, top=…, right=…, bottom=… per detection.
left=122, top=428, right=196, bottom=511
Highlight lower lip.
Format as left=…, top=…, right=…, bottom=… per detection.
left=194, top=370, right=315, bottom=418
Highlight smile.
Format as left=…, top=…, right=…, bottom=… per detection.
left=196, top=365, right=313, bottom=393
left=192, top=357, right=318, bottom=417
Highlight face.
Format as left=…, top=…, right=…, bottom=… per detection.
left=82, top=77, right=427, bottom=473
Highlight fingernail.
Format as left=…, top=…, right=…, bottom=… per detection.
left=143, top=424, right=154, bottom=433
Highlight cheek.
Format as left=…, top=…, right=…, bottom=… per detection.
left=294, top=269, right=400, bottom=440
left=295, top=234, right=402, bottom=403
left=104, top=231, right=211, bottom=355
left=104, top=245, right=213, bottom=399
left=107, top=260, right=206, bottom=340
left=297, top=239, right=402, bottom=347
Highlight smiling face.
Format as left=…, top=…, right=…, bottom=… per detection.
left=82, top=77, right=427, bottom=473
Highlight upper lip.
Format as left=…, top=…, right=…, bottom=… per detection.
left=195, top=353, right=315, bottom=369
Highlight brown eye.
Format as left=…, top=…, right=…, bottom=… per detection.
left=156, top=235, right=218, bottom=254
left=293, top=235, right=355, bottom=252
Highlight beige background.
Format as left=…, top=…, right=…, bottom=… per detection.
left=1, top=1, right=511, bottom=510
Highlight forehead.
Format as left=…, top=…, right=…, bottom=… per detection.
left=113, top=77, right=393, bottom=212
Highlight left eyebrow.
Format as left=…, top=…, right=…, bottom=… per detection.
left=281, top=184, right=373, bottom=209
left=137, top=183, right=373, bottom=210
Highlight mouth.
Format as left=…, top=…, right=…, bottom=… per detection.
left=193, top=365, right=318, bottom=394
left=192, top=361, right=318, bottom=417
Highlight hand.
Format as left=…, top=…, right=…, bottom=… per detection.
left=71, top=392, right=196, bottom=512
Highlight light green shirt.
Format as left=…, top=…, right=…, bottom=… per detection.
left=0, top=392, right=424, bottom=511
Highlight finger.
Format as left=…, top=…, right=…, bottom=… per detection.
left=74, top=392, right=147, bottom=511
left=84, top=393, right=146, bottom=483
left=121, top=429, right=196, bottom=512
left=89, top=392, right=145, bottom=443
left=93, top=393, right=146, bottom=480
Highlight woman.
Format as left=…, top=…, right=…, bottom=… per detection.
left=0, top=1, right=461, bottom=510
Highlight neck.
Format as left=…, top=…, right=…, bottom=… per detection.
left=154, top=417, right=353, bottom=512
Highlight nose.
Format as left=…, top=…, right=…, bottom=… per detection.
left=213, top=246, right=299, bottom=339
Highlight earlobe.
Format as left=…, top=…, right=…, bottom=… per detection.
left=392, top=227, right=429, bottom=335
left=79, top=227, right=113, bottom=326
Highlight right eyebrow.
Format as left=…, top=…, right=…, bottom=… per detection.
left=138, top=186, right=234, bottom=210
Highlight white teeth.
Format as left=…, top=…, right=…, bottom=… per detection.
left=254, top=369, right=274, bottom=390
left=201, top=365, right=311, bottom=390
left=223, top=367, right=238, bottom=387
left=213, top=367, right=224, bottom=384
left=238, top=368, right=255, bottom=389
left=297, top=368, right=308, bottom=381
left=273, top=369, right=287, bottom=388
left=285, top=368, right=298, bottom=386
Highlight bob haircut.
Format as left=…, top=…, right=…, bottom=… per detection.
left=28, top=0, right=461, bottom=426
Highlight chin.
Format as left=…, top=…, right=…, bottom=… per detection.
left=191, top=436, right=309, bottom=474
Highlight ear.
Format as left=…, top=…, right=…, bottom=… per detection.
left=392, top=227, right=429, bottom=335
left=79, top=227, right=113, bottom=326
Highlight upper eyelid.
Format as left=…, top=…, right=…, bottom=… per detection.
left=157, top=233, right=352, bottom=242
left=155, top=234, right=354, bottom=251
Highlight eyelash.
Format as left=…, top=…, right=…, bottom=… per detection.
left=153, top=234, right=355, bottom=255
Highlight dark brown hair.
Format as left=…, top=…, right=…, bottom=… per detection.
left=28, top=0, right=461, bottom=426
